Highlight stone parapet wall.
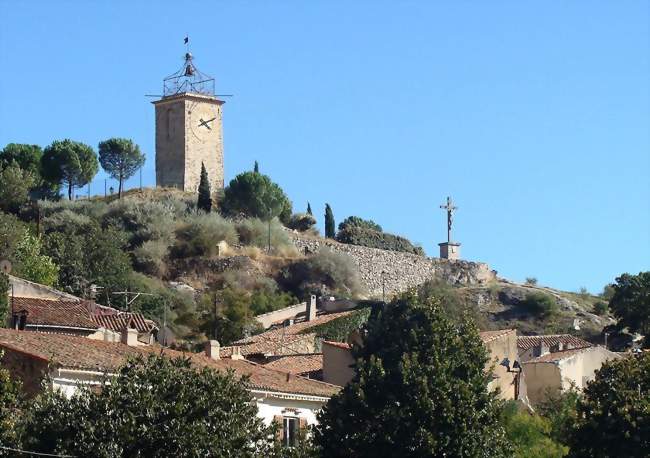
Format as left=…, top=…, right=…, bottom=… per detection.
left=289, top=234, right=496, bottom=298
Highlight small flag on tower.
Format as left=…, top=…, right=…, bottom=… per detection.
left=184, top=36, right=189, bottom=44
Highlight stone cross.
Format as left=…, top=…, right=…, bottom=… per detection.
left=439, top=196, right=458, bottom=243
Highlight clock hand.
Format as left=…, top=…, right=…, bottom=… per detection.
left=198, top=118, right=212, bottom=130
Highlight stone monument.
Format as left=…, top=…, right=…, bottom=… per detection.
left=438, top=196, right=461, bottom=260
left=153, top=48, right=224, bottom=192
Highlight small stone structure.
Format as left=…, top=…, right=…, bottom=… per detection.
left=289, top=234, right=496, bottom=298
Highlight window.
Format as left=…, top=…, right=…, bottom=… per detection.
left=283, top=417, right=299, bottom=447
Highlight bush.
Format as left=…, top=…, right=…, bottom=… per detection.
left=221, top=171, right=292, bottom=223
left=171, top=214, right=238, bottom=258
left=0, top=163, right=34, bottom=214
left=103, top=199, right=176, bottom=247
left=13, top=233, right=59, bottom=287
left=306, top=307, right=371, bottom=343
left=336, top=225, right=424, bottom=255
left=338, top=215, right=382, bottom=233
left=42, top=209, right=95, bottom=235
left=281, top=248, right=363, bottom=299
left=525, top=277, right=538, bottom=286
left=39, top=198, right=108, bottom=221
left=286, top=213, right=316, bottom=232
left=520, top=292, right=558, bottom=318
left=132, top=239, right=170, bottom=277
left=500, top=401, right=568, bottom=458
left=593, top=301, right=608, bottom=316
left=419, top=279, right=486, bottom=328
left=235, top=218, right=292, bottom=252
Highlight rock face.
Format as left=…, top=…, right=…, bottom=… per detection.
left=289, top=234, right=496, bottom=297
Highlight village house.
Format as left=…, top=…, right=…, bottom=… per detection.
left=517, top=334, right=593, bottom=362
left=0, top=329, right=340, bottom=446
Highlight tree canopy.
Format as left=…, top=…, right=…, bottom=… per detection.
left=569, top=353, right=649, bottom=457
left=0, top=163, right=34, bottom=214
left=222, top=171, right=292, bottom=223
left=197, top=162, right=212, bottom=212
left=314, top=291, right=510, bottom=457
left=338, top=215, right=382, bottom=233
left=324, top=204, right=335, bottom=238
left=41, top=139, right=98, bottom=200
left=608, top=272, right=650, bottom=346
left=98, top=138, right=145, bottom=198
left=20, top=355, right=278, bottom=457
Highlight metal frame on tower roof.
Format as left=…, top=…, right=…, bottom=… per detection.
left=162, top=52, right=215, bottom=98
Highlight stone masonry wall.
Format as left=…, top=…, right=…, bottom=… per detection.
left=288, top=233, right=496, bottom=298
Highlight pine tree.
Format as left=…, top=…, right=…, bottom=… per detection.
left=306, top=202, right=313, bottom=215
left=325, top=204, right=335, bottom=238
left=197, top=163, right=212, bottom=213
left=253, top=160, right=259, bottom=173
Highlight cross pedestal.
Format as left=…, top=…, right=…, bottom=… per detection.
left=438, top=242, right=461, bottom=260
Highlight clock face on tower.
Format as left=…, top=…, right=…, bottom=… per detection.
left=188, top=102, right=219, bottom=142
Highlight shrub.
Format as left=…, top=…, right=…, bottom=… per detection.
left=500, top=401, right=568, bottom=457
left=132, top=239, right=170, bottom=277
left=171, top=214, right=238, bottom=258
left=281, top=248, right=363, bottom=298
left=286, top=213, right=316, bottom=232
left=0, top=163, right=34, bottom=214
left=249, top=289, right=298, bottom=315
left=306, top=307, right=371, bottom=343
left=336, top=225, right=424, bottom=256
left=593, top=301, right=608, bottom=316
left=42, top=209, right=94, bottom=235
left=221, top=171, right=292, bottom=223
left=235, top=218, right=292, bottom=252
left=525, top=277, right=538, bottom=286
left=338, top=215, right=382, bottom=233
left=103, top=199, right=176, bottom=247
left=520, top=292, right=558, bottom=318
left=39, top=198, right=108, bottom=221
left=13, top=233, right=59, bottom=287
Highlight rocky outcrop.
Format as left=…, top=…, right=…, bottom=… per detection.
left=288, top=233, right=496, bottom=297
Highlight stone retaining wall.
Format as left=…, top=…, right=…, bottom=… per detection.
left=288, top=234, right=496, bottom=298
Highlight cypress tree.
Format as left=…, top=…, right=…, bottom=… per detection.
left=325, top=203, right=335, bottom=238
left=197, top=162, right=212, bottom=213
left=253, top=160, right=259, bottom=173
left=307, top=202, right=313, bottom=215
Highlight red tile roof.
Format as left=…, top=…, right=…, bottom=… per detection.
left=263, top=354, right=323, bottom=376
left=0, top=329, right=339, bottom=398
left=522, top=347, right=593, bottom=363
left=92, top=313, right=157, bottom=333
left=517, top=335, right=592, bottom=351
left=11, top=297, right=99, bottom=330
left=479, top=329, right=516, bottom=343
left=220, top=311, right=353, bottom=358
left=322, top=340, right=351, bottom=350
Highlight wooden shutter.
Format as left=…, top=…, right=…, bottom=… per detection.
left=274, top=415, right=284, bottom=442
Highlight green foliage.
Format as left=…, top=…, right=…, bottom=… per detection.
left=197, top=162, right=212, bottom=213
left=501, top=401, right=568, bottom=458
left=171, top=213, right=238, bottom=258
left=569, top=353, right=650, bottom=457
left=306, top=202, right=312, bottom=215
left=525, top=277, right=538, bottom=286
left=608, top=272, right=650, bottom=344
left=0, top=351, right=22, bottom=447
left=336, top=225, right=424, bottom=256
left=98, top=138, right=145, bottom=198
left=601, top=284, right=615, bottom=301
left=537, top=387, right=580, bottom=447
left=281, top=248, right=363, bottom=299
left=418, top=278, right=486, bottom=327
left=324, top=204, right=335, bottom=238
left=314, top=291, right=510, bottom=457
left=520, top=292, right=559, bottom=318
left=198, top=288, right=257, bottom=344
left=42, top=208, right=95, bottom=234
left=20, top=355, right=277, bottom=457
left=593, top=301, right=608, bottom=316
left=222, top=171, right=292, bottom=223
left=249, top=289, right=298, bottom=316
left=0, top=143, right=59, bottom=200
left=41, top=139, right=98, bottom=200
left=13, top=233, right=59, bottom=287
left=305, top=307, right=371, bottom=343
left=132, top=239, right=170, bottom=277
left=103, top=199, right=176, bottom=248
left=287, top=213, right=316, bottom=232
left=0, top=274, right=8, bottom=327
left=0, top=163, right=34, bottom=214
left=338, top=215, right=382, bottom=233
left=254, top=160, right=259, bottom=173
left=236, top=218, right=292, bottom=251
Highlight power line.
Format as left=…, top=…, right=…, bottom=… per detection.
left=0, top=445, right=75, bottom=457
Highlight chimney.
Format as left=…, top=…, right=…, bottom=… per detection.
left=205, top=340, right=220, bottom=360
left=539, top=341, right=549, bottom=356
left=121, top=327, right=139, bottom=346
left=231, top=346, right=244, bottom=360
left=307, top=295, right=317, bottom=322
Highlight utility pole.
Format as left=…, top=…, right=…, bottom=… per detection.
left=104, top=179, right=107, bottom=198
left=112, top=289, right=154, bottom=311
left=139, top=167, right=143, bottom=191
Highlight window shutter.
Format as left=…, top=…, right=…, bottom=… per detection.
left=274, top=415, right=284, bottom=442
left=299, top=418, right=307, bottom=430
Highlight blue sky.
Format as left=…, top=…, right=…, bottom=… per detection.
left=0, top=1, right=648, bottom=293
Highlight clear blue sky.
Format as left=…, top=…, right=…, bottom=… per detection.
left=1, top=1, right=648, bottom=293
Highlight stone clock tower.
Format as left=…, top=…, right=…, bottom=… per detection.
left=153, top=52, right=225, bottom=192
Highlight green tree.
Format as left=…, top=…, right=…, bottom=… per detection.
left=324, top=203, right=335, bottom=238
left=21, top=355, right=278, bottom=457
left=0, top=274, right=9, bottom=327
left=569, top=353, right=649, bottom=457
left=222, top=171, right=292, bottom=223
left=501, top=402, right=568, bottom=458
left=608, top=272, right=650, bottom=345
left=520, top=292, right=559, bottom=319
left=537, top=386, right=580, bottom=448
left=306, top=202, right=312, bottom=215
left=254, top=160, right=259, bottom=173
left=197, top=162, right=212, bottom=212
left=0, top=163, right=34, bottom=214
left=0, top=351, right=22, bottom=449
left=13, top=233, right=59, bottom=287
left=314, top=291, right=510, bottom=457
left=41, top=139, right=98, bottom=200
left=0, top=143, right=59, bottom=199
left=98, top=138, right=145, bottom=198
left=338, top=215, right=382, bottom=233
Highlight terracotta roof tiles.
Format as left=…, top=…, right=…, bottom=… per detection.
left=517, top=335, right=592, bottom=351
left=479, top=329, right=516, bottom=343
left=11, top=297, right=99, bottom=330
left=263, top=354, right=323, bottom=376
